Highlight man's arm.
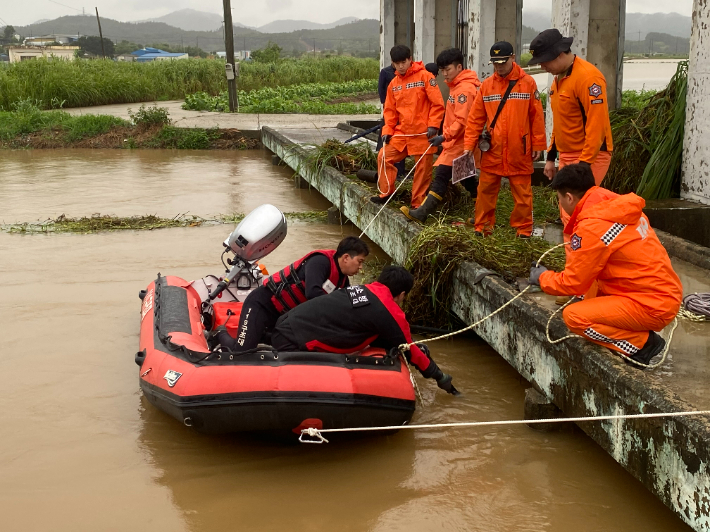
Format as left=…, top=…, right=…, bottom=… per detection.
left=577, top=74, right=610, bottom=164
left=529, top=80, right=547, bottom=152
left=463, top=90, right=487, bottom=152
left=302, top=254, right=336, bottom=299
left=382, top=79, right=398, bottom=137
left=445, top=84, right=478, bottom=142
left=539, top=221, right=611, bottom=296
left=378, top=69, right=390, bottom=105
left=424, top=74, right=445, bottom=130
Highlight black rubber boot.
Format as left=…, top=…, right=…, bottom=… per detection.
left=627, top=331, right=666, bottom=367
left=401, top=192, right=442, bottom=223
left=370, top=195, right=392, bottom=205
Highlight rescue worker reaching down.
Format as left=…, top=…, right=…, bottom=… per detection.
left=214, top=236, right=369, bottom=352
left=528, top=164, right=683, bottom=367
left=374, top=44, right=445, bottom=209
left=271, top=265, right=458, bottom=394
left=463, top=41, right=546, bottom=237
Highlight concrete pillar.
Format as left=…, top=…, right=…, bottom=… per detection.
left=414, top=0, right=455, bottom=63
left=327, top=206, right=342, bottom=225
left=467, top=0, right=522, bottom=80
left=380, top=0, right=414, bottom=69
left=681, top=0, right=710, bottom=205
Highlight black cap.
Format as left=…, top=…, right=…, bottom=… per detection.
left=528, top=29, right=574, bottom=65
left=489, top=41, right=514, bottom=63
left=425, top=62, right=439, bottom=77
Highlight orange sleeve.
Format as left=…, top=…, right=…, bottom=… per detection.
left=463, top=89, right=487, bottom=151
left=382, top=79, right=397, bottom=137
left=528, top=80, right=547, bottom=150
left=424, top=74, right=445, bottom=129
left=539, top=221, right=611, bottom=296
left=446, top=85, right=478, bottom=141
left=577, top=74, right=610, bottom=164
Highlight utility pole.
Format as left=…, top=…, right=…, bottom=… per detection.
left=313, top=38, right=316, bottom=57
left=222, top=0, right=237, bottom=112
left=95, top=7, right=106, bottom=59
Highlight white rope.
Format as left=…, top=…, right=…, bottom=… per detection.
left=299, top=409, right=710, bottom=443
left=359, top=139, right=433, bottom=239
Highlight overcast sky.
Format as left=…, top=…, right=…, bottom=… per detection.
left=0, top=0, right=694, bottom=28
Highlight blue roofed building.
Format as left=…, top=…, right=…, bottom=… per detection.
left=131, top=47, right=188, bottom=62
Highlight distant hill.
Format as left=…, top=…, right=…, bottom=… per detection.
left=624, top=31, right=689, bottom=54
left=12, top=15, right=378, bottom=55
left=144, top=9, right=224, bottom=32
left=257, top=17, right=359, bottom=33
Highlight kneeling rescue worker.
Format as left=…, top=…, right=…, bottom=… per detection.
left=528, top=164, right=683, bottom=366
left=215, top=236, right=370, bottom=352
left=271, top=265, right=458, bottom=394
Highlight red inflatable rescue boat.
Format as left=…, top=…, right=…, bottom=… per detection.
left=136, top=205, right=416, bottom=434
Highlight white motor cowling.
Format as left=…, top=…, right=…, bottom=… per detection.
left=224, top=204, right=287, bottom=262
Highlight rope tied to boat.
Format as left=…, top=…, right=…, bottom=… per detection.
left=299, top=410, right=710, bottom=443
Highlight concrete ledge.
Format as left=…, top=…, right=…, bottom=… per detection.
left=261, top=125, right=710, bottom=531
left=645, top=198, right=710, bottom=249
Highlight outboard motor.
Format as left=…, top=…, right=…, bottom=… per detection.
left=207, top=204, right=287, bottom=302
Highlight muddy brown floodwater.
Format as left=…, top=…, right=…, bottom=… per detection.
left=0, top=149, right=689, bottom=531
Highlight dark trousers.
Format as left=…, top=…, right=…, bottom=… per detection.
left=376, top=124, right=406, bottom=177
left=270, top=320, right=299, bottom=352
left=430, top=165, right=478, bottom=198
left=217, top=285, right=281, bottom=352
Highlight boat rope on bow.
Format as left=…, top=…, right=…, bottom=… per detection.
left=299, top=410, right=710, bottom=444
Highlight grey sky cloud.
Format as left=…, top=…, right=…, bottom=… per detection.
left=3, top=0, right=693, bottom=29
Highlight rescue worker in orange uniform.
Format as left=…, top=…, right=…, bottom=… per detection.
left=463, top=41, right=546, bottom=237
left=528, top=29, right=614, bottom=233
left=401, top=47, right=481, bottom=222
left=528, top=164, right=682, bottom=367
left=373, top=45, right=445, bottom=209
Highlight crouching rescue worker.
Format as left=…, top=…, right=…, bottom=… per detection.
left=463, top=41, right=546, bottom=237
left=214, top=236, right=370, bottom=352
left=401, top=47, right=481, bottom=223
left=528, top=164, right=683, bottom=367
left=373, top=44, right=445, bottom=210
left=271, top=265, right=458, bottom=394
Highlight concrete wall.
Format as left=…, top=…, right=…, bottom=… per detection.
left=380, top=0, right=414, bottom=69
left=414, top=0, right=456, bottom=63
left=587, top=0, right=625, bottom=109
left=467, top=0, right=522, bottom=80
left=681, top=0, right=710, bottom=206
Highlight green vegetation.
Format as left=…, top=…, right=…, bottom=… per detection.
left=303, top=138, right=378, bottom=175
left=4, top=211, right=328, bottom=234
left=251, top=42, right=283, bottom=63
left=0, top=59, right=225, bottom=110
left=183, top=79, right=379, bottom=114
left=77, top=36, right=115, bottom=57
left=606, top=62, right=687, bottom=199
left=128, top=104, right=172, bottom=128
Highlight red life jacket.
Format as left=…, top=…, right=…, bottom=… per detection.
left=263, top=249, right=346, bottom=314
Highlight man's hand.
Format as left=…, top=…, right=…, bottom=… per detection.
left=532, top=150, right=543, bottom=161
left=429, top=135, right=445, bottom=147
left=382, top=134, right=392, bottom=145
left=529, top=261, right=548, bottom=286
left=426, top=127, right=438, bottom=139
left=544, top=160, right=557, bottom=181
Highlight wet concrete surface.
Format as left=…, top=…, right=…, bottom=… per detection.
left=0, top=149, right=695, bottom=531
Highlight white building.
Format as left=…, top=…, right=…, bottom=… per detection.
left=7, top=45, right=79, bottom=63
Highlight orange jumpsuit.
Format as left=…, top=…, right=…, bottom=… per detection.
left=378, top=61, right=445, bottom=208
left=539, top=186, right=682, bottom=357
left=548, top=56, right=614, bottom=234
left=463, top=62, right=546, bottom=236
left=435, top=69, right=481, bottom=167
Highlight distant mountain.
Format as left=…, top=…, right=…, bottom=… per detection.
left=145, top=9, right=224, bottom=32
left=625, top=12, right=690, bottom=40
left=522, top=11, right=691, bottom=42
left=257, top=17, right=359, bottom=33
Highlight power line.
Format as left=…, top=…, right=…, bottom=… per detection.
left=48, top=0, right=82, bottom=12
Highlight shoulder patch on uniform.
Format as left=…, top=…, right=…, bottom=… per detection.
left=570, top=233, right=582, bottom=251
left=588, top=83, right=602, bottom=97
left=457, top=93, right=467, bottom=104
left=591, top=98, right=604, bottom=104
left=600, top=223, right=626, bottom=246
left=534, top=89, right=541, bottom=100
left=429, top=78, right=437, bottom=87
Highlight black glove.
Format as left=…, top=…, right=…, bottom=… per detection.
left=426, top=127, right=438, bottom=139
left=427, top=365, right=460, bottom=395
left=382, top=134, right=392, bottom=145
left=429, top=135, right=445, bottom=147
left=529, top=261, right=548, bottom=286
